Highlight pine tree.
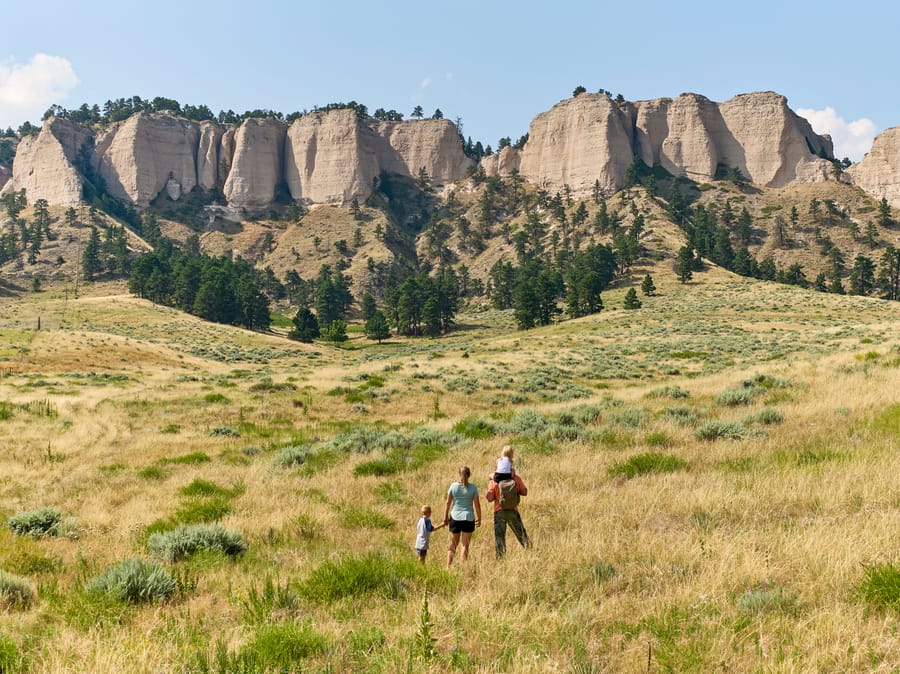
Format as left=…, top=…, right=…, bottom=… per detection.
left=641, top=274, right=656, bottom=296
left=364, top=310, right=390, bottom=343
left=623, top=287, right=642, bottom=309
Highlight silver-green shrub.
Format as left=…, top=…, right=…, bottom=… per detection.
left=8, top=507, right=61, bottom=538
left=149, top=524, right=247, bottom=562
left=0, top=570, right=36, bottom=609
left=87, top=558, right=175, bottom=603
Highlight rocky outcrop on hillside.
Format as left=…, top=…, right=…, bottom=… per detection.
left=509, top=91, right=834, bottom=197
left=284, top=111, right=472, bottom=205
left=1, top=117, right=89, bottom=205
left=372, top=118, right=473, bottom=187
left=0, top=90, right=871, bottom=212
left=519, top=94, right=634, bottom=197
left=197, top=122, right=224, bottom=191
left=847, top=127, right=900, bottom=208
left=481, top=146, right=521, bottom=177
left=93, top=112, right=200, bottom=208
left=0, top=165, right=10, bottom=193
left=223, top=118, right=286, bottom=210
left=284, top=109, right=380, bottom=205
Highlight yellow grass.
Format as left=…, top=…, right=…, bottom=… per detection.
left=1, top=271, right=899, bottom=673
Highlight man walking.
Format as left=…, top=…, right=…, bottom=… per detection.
left=485, top=471, right=531, bottom=557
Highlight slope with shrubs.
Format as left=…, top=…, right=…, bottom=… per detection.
left=0, top=270, right=898, bottom=672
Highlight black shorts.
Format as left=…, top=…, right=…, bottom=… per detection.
left=448, top=518, right=475, bottom=534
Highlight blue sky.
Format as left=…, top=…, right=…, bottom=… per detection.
left=1, top=1, right=896, bottom=161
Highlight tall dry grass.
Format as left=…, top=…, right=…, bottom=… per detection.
left=0, top=275, right=898, bottom=672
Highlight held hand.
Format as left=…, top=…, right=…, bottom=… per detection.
left=475, top=518, right=481, bottom=528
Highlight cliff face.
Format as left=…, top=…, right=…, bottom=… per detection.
left=223, top=118, right=287, bottom=210
left=519, top=94, right=634, bottom=197
left=284, top=109, right=380, bottom=205
left=0, top=90, right=879, bottom=211
left=93, top=112, right=200, bottom=208
left=371, top=118, right=472, bottom=187
left=847, top=127, right=900, bottom=208
left=284, top=111, right=472, bottom=205
left=1, top=117, right=89, bottom=205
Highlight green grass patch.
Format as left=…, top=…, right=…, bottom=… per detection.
left=298, top=553, right=446, bottom=602
left=873, top=403, right=900, bottom=437
left=138, top=465, right=166, bottom=481
left=859, top=562, right=900, bottom=610
left=608, top=452, right=689, bottom=479
left=173, top=497, right=233, bottom=524
left=159, top=451, right=211, bottom=465
left=339, top=506, right=394, bottom=530
left=179, top=479, right=244, bottom=499
left=0, top=635, right=24, bottom=673
left=203, top=393, right=229, bottom=403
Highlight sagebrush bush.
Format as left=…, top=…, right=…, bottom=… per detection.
left=7, top=507, right=61, bottom=537
left=501, top=409, right=551, bottom=436
left=0, top=570, right=36, bottom=609
left=716, top=386, right=763, bottom=407
left=607, top=452, right=689, bottom=479
left=324, top=426, right=408, bottom=453
left=664, top=405, right=699, bottom=427
left=275, top=444, right=312, bottom=468
left=646, top=385, right=691, bottom=400
left=695, top=420, right=747, bottom=441
left=745, top=407, right=784, bottom=425
left=86, top=558, right=175, bottom=603
left=736, top=586, right=797, bottom=615
left=149, top=523, right=247, bottom=562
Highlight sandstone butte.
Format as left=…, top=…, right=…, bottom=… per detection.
left=2, top=91, right=898, bottom=210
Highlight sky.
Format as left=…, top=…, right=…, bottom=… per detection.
left=1, top=1, right=897, bottom=162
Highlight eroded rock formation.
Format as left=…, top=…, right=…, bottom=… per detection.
left=847, top=127, right=900, bottom=208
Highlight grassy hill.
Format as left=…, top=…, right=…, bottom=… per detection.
left=0, top=268, right=898, bottom=672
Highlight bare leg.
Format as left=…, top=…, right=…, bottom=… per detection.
left=459, top=531, right=472, bottom=561
left=447, top=532, right=460, bottom=567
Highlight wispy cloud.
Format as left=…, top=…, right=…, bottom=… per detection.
left=0, top=54, right=78, bottom=129
left=797, top=106, right=877, bottom=163
left=420, top=76, right=432, bottom=90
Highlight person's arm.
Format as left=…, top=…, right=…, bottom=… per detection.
left=443, top=492, right=453, bottom=525
left=485, top=480, right=496, bottom=502
left=432, top=521, right=446, bottom=531
left=474, top=494, right=482, bottom=527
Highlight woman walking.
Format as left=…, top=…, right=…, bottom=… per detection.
left=443, top=465, right=481, bottom=567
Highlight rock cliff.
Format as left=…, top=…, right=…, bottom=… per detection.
left=1, top=90, right=882, bottom=212
left=1, top=117, right=88, bottom=205
left=223, top=118, right=287, bottom=210
left=847, top=127, right=900, bottom=208
left=284, top=111, right=472, bottom=205
left=93, top=112, right=200, bottom=208
left=519, top=94, right=634, bottom=197
left=284, top=109, right=380, bottom=205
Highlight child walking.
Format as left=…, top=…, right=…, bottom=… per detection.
left=415, top=505, right=445, bottom=563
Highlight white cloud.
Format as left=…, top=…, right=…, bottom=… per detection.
left=0, top=54, right=78, bottom=129
left=796, top=106, right=877, bottom=162
left=420, top=76, right=432, bottom=89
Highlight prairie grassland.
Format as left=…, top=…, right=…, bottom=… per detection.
left=1, top=270, right=899, bottom=673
